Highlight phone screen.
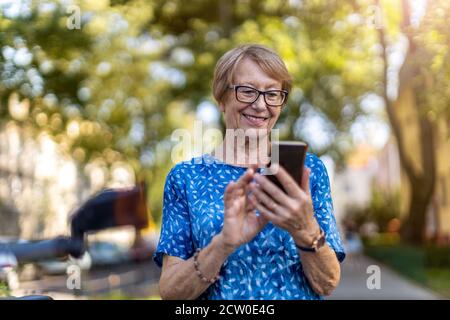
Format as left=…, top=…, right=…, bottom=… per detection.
left=263, top=141, right=308, bottom=193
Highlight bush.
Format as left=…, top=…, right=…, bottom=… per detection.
left=344, top=187, right=401, bottom=234
left=0, top=281, right=10, bottom=297
left=364, top=232, right=401, bottom=246
left=364, top=243, right=450, bottom=285
left=424, top=246, right=450, bottom=268
left=364, top=244, right=426, bottom=283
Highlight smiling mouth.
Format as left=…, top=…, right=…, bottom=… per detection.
left=242, top=113, right=269, bottom=126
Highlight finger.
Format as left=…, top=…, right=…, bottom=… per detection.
left=248, top=193, right=280, bottom=222
left=250, top=195, right=284, bottom=226
left=253, top=172, right=291, bottom=205
left=224, top=181, right=241, bottom=205
left=235, top=167, right=255, bottom=188
left=249, top=182, right=288, bottom=218
left=300, top=167, right=311, bottom=195
left=245, top=195, right=256, bottom=211
left=224, top=181, right=236, bottom=200
left=226, top=194, right=246, bottom=218
left=248, top=209, right=269, bottom=231
left=274, top=165, right=302, bottom=198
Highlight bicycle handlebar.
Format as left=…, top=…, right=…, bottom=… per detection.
left=0, top=295, right=53, bottom=300
left=0, top=184, right=148, bottom=267
left=0, top=236, right=84, bottom=264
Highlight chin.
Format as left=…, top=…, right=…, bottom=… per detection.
left=237, top=126, right=271, bottom=142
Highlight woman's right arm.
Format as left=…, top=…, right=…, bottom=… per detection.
left=159, top=233, right=233, bottom=300
left=159, top=166, right=268, bottom=300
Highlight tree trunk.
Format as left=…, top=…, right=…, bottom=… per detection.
left=376, top=0, right=437, bottom=245
left=399, top=95, right=436, bottom=244
left=403, top=187, right=432, bottom=245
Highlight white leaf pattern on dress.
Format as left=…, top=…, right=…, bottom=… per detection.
left=153, top=153, right=345, bottom=300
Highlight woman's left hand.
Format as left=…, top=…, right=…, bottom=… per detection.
left=248, top=165, right=321, bottom=246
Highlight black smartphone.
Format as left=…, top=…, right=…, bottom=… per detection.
left=263, top=141, right=308, bottom=193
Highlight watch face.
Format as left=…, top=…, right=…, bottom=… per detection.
left=314, top=231, right=326, bottom=251
left=318, top=234, right=326, bottom=247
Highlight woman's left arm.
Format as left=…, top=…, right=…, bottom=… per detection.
left=290, top=219, right=341, bottom=296
left=249, top=166, right=341, bottom=296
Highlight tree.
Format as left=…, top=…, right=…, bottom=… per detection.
left=147, top=0, right=380, bottom=165
left=3, top=0, right=447, bottom=233
left=0, top=1, right=185, bottom=223
left=376, top=0, right=450, bottom=244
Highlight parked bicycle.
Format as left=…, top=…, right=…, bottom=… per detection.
left=0, top=183, right=149, bottom=300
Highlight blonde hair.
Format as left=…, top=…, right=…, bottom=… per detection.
left=212, top=44, right=292, bottom=104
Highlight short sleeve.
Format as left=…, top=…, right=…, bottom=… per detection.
left=153, top=165, right=194, bottom=267
left=307, top=155, right=346, bottom=263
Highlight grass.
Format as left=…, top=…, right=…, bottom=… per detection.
left=426, top=268, right=450, bottom=298
left=0, top=281, right=10, bottom=297
left=364, top=244, right=426, bottom=283
left=90, top=290, right=161, bottom=300
left=364, top=242, right=450, bottom=299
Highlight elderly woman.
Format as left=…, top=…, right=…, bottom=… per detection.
left=154, top=44, right=345, bottom=300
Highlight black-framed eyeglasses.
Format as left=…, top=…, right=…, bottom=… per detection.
left=229, top=85, right=288, bottom=107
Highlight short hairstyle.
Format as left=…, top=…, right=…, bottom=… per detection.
left=212, top=44, right=292, bottom=104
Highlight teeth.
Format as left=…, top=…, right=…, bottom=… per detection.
left=244, top=114, right=266, bottom=121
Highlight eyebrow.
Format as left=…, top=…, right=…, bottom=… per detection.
left=239, top=81, right=282, bottom=90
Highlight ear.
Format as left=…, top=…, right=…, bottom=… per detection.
left=218, top=101, right=226, bottom=113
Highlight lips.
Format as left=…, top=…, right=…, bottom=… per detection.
left=242, top=113, right=269, bottom=127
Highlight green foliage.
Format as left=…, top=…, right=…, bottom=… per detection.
left=424, top=246, right=450, bottom=268
left=426, top=269, right=450, bottom=298
left=146, top=0, right=382, bottom=163
left=369, top=188, right=401, bottom=231
left=344, top=186, right=401, bottom=233
left=364, top=244, right=426, bottom=283
left=1, top=0, right=449, bottom=225
left=416, top=0, right=450, bottom=118
left=364, top=232, right=401, bottom=246
left=0, top=0, right=383, bottom=223
left=0, top=281, right=9, bottom=297
left=365, top=243, right=450, bottom=297
left=0, top=1, right=185, bottom=222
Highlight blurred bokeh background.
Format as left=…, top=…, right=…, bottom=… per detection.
left=0, top=0, right=449, bottom=299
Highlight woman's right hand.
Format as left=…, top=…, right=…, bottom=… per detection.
left=217, top=166, right=268, bottom=253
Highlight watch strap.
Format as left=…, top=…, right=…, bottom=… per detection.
left=295, top=229, right=326, bottom=252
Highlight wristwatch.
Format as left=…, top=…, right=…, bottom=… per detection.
left=295, top=229, right=326, bottom=252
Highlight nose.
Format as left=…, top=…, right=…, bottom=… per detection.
left=251, top=93, right=268, bottom=111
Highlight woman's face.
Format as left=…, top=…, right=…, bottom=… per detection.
left=219, top=58, right=283, bottom=134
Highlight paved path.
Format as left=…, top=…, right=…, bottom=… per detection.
left=13, top=260, right=160, bottom=299
left=329, top=254, right=443, bottom=300
left=12, top=254, right=444, bottom=300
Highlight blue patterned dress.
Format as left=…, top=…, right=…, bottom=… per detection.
left=153, top=153, right=345, bottom=300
